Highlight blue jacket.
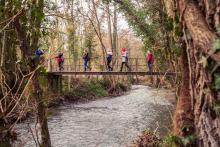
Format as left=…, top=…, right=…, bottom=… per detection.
left=35, top=49, right=44, bottom=57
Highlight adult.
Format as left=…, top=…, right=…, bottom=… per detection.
left=83, top=49, right=90, bottom=71
left=106, top=49, right=113, bottom=71
left=55, top=51, right=64, bottom=71
left=146, top=50, right=154, bottom=73
left=35, top=48, right=44, bottom=59
left=32, top=48, right=44, bottom=66
left=120, top=48, right=131, bottom=72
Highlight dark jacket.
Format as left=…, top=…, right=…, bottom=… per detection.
left=107, top=54, right=112, bottom=61
left=83, top=53, right=90, bottom=61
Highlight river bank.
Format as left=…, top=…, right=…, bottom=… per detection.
left=47, top=78, right=131, bottom=108
left=0, top=78, right=131, bottom=146
left=14, top=85, right=175, bottom=147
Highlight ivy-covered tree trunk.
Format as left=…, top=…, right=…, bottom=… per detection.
left=14, top=17, right=51, bottom=147
left=13, top=0, right=51, bottom=146
left=169, top=0, right=220, bottom=146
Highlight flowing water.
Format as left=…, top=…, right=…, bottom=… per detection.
left=14, top=85, right=175, bottom=147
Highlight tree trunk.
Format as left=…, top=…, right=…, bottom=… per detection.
left=32, top=72, right=51, bottom=147
left=173, top=40, right=194, bottom=137
left=163, top=0, right=220, bottom=145
left=112, top=3, right=118, bottom=66
left=91, top=0, right=107, bottom=67
left=106, top=3, right=113, bottom=50
left=173, top=0, right=220, bottom=146
left=13, top=9, right=51, bottom=147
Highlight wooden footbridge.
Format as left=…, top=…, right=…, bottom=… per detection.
left=47, top=58, right=178, bottom=76
left=46, top=57, right=178, bottom=93
left=49, top=71, right=177, bottom=76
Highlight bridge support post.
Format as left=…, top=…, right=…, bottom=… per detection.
left=47, top=73, right=62, bottom=94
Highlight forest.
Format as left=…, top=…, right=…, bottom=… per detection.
left=0, top=0, right=220, bottom=147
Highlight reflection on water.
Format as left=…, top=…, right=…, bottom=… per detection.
left=14, top=85, right=175, bottom=147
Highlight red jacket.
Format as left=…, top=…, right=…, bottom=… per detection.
left=55, top=53, right=64, bottom=63
left=147, top=53, right=154, bottom=64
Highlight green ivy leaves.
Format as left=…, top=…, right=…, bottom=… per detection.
left=214, top=74, right=220, bottom=90
left=213, top=38, right=220, bottom=52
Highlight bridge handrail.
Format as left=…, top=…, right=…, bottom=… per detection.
left=47, top=57, right=149, bottom=72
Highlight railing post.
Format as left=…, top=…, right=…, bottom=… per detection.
left=135, top=58, right=139, bottom=83
left=135, top=58, right=138, bottom=72
left=74, top=60, right=76, bottom=72
left=47, top=58, right=52, bottom=72
left=78, top=59, right=80, bottom=71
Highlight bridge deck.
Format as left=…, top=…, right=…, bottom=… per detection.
left=48, top=71, right=178, bottom=76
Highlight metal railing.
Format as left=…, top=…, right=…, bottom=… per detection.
left=48, top=57, right=148, bottom=72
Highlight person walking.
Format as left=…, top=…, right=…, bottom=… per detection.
left=83, top=49, right=90, bottom=72
left=55, top=51, right=64, bottom=71
left=106, top=49, right=113, bottom=71
left=35, top=48, right=44, bottom=59
left=146, top=50, right=154, bottom=73
left=32, top=48, right=44, bottom=66
left=120, top=48, right=131, bottom=72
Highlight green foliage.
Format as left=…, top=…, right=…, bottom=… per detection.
left=39, top=66, right=47, bottom=75
left=65, top=79, right=108, bottom=99
left=213, top=100, right=220, bottom=117
left=209, top=100, right=220, bottom=118
left=163, top=134, right=196, bottom=147
left=67, top=21, right=79, bottom=60
left=62, top=78, right=130, bottom=101
left=87, top=79, right=108, bottom=97
left=83, top=32, right=96, bottom=56
left=163, top=134, right=182, bottom=146
left=171, top=42, right=182, bottom=57
left=214, top=74, right=220, bottom=90
left=182, top=135, right=196, bottom=146
left=116, top=0, right=152, bottom=39
left=102, top=0, right=112, bottom=4
left=174, top=25, right=183, bottom=37
left=213, top=38, right=220, bottom=52
left=111, top=0, right=179, bottom=72
left=11, top=0, right=22, bottom=11
left=39, top=74, right=49, bottom=89
left=165, top=16, right=174, bottom=32
left=0, top=142, right=11, bottom=147
left=173, top=15, right=183, bottom=37
left=30, top=6, right=45, bottom=23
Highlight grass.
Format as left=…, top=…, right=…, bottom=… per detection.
left=65, top=79, right=108, bottom=100
left=60, top=77, right=130, bottom=103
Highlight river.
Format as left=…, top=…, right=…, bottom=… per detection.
left=14, top=85, right=175, bottom=147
